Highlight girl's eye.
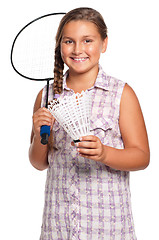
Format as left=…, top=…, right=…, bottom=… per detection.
left=65, top=40, right=73, bottom=44
left=84, top=39, right=93, bottom=43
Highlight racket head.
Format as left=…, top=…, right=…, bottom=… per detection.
left=10, top=12, right=66, bottom=81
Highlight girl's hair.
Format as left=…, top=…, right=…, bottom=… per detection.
left=53, top=7, right=108, bottom=95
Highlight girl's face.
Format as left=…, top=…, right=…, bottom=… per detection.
left=61, top=20, right=107, bottom=75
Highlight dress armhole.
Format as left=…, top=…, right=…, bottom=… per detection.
left=41, top=86, right=47, bottom=108
left=118, top=82, right=126, bottom=118
left=41, top=83, right=54, bottom=108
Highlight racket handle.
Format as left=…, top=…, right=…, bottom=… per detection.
left=40, top=125, right=50, bottom=145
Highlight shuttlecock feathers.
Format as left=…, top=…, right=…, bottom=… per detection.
left=48, top=91, right=92, bottom=141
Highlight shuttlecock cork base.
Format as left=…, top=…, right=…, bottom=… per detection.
left=48, top=91, right=92, bottom=142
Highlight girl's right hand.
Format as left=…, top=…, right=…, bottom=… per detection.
left=32, top=107, right=55, bottom=138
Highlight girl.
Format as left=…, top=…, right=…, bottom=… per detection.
left=29, top=7, right=150, bottom=239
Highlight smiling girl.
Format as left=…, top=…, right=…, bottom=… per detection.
left=29, top=7, right=150, bottom=239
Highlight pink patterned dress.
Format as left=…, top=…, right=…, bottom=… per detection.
left=40, top=65, right=137, bottom=239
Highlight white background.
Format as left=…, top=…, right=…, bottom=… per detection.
left=1, top=0, right=159, bottom=239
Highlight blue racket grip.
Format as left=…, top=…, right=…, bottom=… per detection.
left=40, top=125, right=50, bottom=145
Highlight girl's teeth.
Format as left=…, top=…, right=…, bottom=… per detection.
left=73, top=58, right=87, bottom=62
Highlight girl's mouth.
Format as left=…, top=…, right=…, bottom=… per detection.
left=70, top=57, right=88, bottom=62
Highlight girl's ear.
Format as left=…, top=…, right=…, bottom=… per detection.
left=102, top=37, right=108, bottom=53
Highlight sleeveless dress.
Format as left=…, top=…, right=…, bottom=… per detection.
left=40, top=65, right=137, bottom=240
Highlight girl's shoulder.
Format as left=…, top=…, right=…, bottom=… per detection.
left=121, top=83, right=140, bottom=108
left=33, top=88, right=43, bottom=113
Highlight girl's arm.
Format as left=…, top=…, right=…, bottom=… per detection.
left=29, top=90, right=54, bottom=171
left=74, top=84, right=150, bottom=171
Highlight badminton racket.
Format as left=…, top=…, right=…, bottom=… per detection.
left=10, top=12, right=66, bottom=144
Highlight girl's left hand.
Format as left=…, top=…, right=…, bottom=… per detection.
left=71, top=135, right=106, bottom=163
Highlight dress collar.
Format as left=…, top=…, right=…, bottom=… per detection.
left=93, top=65, right=109, bottom=91
left=62, top=64, right=109, bottom=91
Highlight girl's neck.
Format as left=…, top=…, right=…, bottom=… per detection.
left=66, top=65, right=99, bottom=93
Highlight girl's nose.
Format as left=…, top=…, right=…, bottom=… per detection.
left=73, top=42, right=83, bottom=55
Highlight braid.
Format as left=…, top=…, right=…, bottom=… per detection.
left=53, top=46, right=64, bottom=95
left=49, top=48, right=64, bottom=150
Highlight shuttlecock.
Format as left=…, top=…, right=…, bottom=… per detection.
left=48, top=91, right=92, bottom=142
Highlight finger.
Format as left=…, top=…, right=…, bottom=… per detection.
left=33, top=116, right=52, bottom=126
left=39, top=120, right=53, bottom=126
left=80, top=135, right=98, bottom=142
left=75, top=141, right=97, bottom=149
left=33, top=109, right=54, bottom=123
left=40, top=107, right=51, bottom=114
left=37, top=109, right=53, bottom=119
left=77, top=147, right=98, bottom=156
